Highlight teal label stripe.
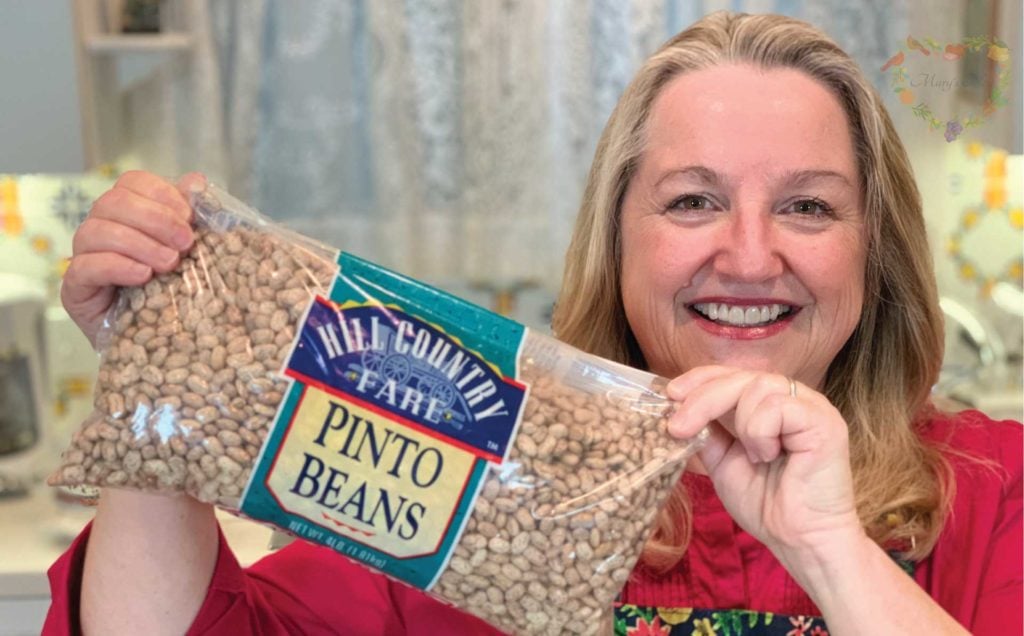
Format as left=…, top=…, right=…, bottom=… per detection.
left=330, top=252, right=525, bottom=378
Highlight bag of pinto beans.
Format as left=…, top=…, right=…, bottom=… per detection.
left=50, top=183, right=706, bottom=635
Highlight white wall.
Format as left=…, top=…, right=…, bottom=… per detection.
left=0, top=1, right=85, bottom=172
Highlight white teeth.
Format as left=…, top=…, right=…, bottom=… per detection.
left=692, top=302, right=792, bottom=326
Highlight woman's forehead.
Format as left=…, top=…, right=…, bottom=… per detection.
left=641, top=64, right=859, bottom=184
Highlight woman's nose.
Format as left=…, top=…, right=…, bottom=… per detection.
left=712, top=210, right=784, bottom=282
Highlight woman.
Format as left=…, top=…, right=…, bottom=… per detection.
left=46, top=11, right=1020, bottom=635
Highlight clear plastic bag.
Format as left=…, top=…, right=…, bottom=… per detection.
left=49, top=183, right=705, bottom=635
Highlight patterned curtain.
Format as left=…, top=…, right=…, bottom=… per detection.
left=183, top=0, right=907, bottom=290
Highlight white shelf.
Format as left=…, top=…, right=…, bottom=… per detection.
left=73, top=0, right=197, bottom=168
left=86, top=33, right=192, bottom=54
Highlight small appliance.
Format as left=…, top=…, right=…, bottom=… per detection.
left=0, top=273, right=48, bottom=496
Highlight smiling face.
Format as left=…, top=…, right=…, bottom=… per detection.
left=619, top=64, right=868, bottom=389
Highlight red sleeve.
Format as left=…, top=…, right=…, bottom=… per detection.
left=42, top=521, right=501, bottom=635
left=41, top=520, right=90, bottom=635
left=915, top=411, right=1023, bottom=634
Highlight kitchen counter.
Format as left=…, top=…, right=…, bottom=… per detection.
left=0, top=484, right=274, bottom=635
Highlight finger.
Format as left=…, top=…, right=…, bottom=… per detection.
left=689, top=420, right=734, bottom=473
left=72, top=218, right=182, bottom=273
left=733, top=374, right=792, bottom=462
left=114, top=170, right=193, bottom=223
left=62, top=253, right=152, bottom=306
left=736, top=393, right=786, bottom=463
left=679, top=372, right=799, bottom=463
left=669, top=371, right=791, bottom=464
left=176, top=171, right=207, bottom=209
left=743, top=391, right=848, bottom=466
left=772, top=395, right=846, bottom=455
left=665, top=366, right=739, bottom=436
left=733, top=373, right=791, bottom=427
left=666, top=369, right=755, bottom=438
left=90, top=187, right=194, bottom=252
left=665, top=365, right=737, bottom=401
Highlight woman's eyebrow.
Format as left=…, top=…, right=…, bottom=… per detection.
left=654, top=166, right=853, bottom=189
left=779, top=169, right=853, bottom=188
left=653, top=165, right=723, bottom=188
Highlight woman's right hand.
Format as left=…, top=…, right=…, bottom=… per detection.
left=61, top=171, right=203, bottom=347
left=61, top=172, right=223, bottom=634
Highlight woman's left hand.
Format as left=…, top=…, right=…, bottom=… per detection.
left=665, top=365, right=865, bottom=561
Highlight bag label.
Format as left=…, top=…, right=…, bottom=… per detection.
left=240, top=254, right=528, bottom=588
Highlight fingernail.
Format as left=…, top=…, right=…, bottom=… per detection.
left=666, top=409, right=687, bottom=436
left=159, top=247, right=178, bottom=267
left=174, top=226, right=194, bottom=251
left=665, top=379, right=688, bottom=400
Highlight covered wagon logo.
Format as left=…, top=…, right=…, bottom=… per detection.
left=882, top=35, right=1011, bottom=141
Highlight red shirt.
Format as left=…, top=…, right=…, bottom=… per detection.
left=43, top=410, right=1022, bottom=634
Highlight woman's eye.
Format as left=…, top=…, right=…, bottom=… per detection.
left=669, top=195, right=712, bottom=211
left=785, top=198, right=833, bottom=217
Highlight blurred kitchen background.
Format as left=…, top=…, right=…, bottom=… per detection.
left=0, top=0, right=1020, bottom=632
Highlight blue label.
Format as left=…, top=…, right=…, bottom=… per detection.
left=286, top=299, right=525, bottom=463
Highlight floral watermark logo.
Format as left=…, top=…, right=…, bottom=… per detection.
left=882, top=35, right=1011, bottom=142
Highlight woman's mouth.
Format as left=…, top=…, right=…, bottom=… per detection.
left=689, top=302, right=795, bottom=327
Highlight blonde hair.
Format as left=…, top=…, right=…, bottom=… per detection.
left=551, top=11, right=950, bottom=571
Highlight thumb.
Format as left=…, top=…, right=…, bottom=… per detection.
left=695, top=421, right=738, bottom=475
left=176, top=173, right=208, bottom=224
left=176, top=172, right=207, bottom=196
